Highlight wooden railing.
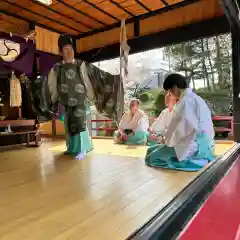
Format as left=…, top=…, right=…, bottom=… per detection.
left=212, top=115, right=233, bottom=139
left=90, top=115, right=234, bottom=139
left=91, top=119, right=117, bottom=136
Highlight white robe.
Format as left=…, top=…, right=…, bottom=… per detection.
left=165, top=88, right=214, bottom=161
left=119, top=110, right=149, bottom=132
left=151, top=108, right=173, bottom=135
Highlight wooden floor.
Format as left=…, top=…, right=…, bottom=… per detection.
left=0, top=139, right=234, bottom=240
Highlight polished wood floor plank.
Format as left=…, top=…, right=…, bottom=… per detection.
left=53, top=174, right=188, bottom=240
left=0, top=139, right=233, bottom=240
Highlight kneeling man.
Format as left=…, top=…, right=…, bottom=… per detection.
left=148, top=93, right=176, bottom=145
left=145, top=73, right=215, bottom=171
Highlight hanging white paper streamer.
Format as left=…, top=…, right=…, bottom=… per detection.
left=120, top=19, right=130, bottom=90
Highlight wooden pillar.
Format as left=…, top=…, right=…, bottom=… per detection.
left=221, top=0, right=240, bottom=142
left=232, top=26, right=240, bottom=142
left=18, top=107, right=22, bottom=119
left=52, top=118, right=56, bottom=136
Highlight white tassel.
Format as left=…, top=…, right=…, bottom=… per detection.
left=9, top=71, right=22, bottom=107
left=5, top=124, right=12, bottom=133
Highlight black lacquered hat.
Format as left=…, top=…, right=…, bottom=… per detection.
left=58, top=34, right=73, bottom=51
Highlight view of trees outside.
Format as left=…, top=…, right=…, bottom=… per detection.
left=93, top=33, right=232, bottom=137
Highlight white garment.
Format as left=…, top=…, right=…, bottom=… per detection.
left=151, top=108, right=173, bottom=134
left=165, top=88, right=214, bottom=161
left=119, top=110, right=149, bottom=132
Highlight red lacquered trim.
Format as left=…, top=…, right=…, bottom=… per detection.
left=179, top=157, right=240, bottom=240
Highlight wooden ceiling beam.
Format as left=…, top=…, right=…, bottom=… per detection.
left=0, top=10, right=65, bottom=35
left=76, top=0, right=200, bottom=38
left=76, top=16, right=229, bottom=62
left=57, top=0, right=108, bottom=26
left=109, top=0, right=135, bottom=17
left=134, top=0, right=152, bottom=12
left=82, top=0, right=120, bottom=21
left=4, top=0, right=82, bottom=34
left=134, top=19, right=140, bottom=37
left=160, top=0, right=169, bottom=6
left=31, top=0, right=93, bottom=30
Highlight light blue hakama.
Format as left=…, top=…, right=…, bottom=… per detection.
left=64, top=129, right=93, bottom=155
left=60, top=105, right=93, bottom=155
left=125, top=131, right=148, bottom=145
left=114, top=130, right=148, bottom=145
left=145, top=132, right=215, bottom=172
left=147, top=132, right=163, bottom=146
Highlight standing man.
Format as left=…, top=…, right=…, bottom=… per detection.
left=34, top=34, right=124, bottom=158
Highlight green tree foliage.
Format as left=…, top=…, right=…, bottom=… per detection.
left=164, top=34, right=232, bottom=92
left=139, top=92, right=151, bottom=103
left=153, top=89, right=231, bottom=117
left=154, top=92, right=165, bottom=115
left=98, top=121, right=117, bottom=137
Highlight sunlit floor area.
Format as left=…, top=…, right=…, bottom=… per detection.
left=51, top=138, right=233, bottom=158
left=0, top=139, right=234, bottom=240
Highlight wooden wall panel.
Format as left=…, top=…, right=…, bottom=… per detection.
left=35, top=26, right=60, bottom=54
left=40, top=121, right=52, bottom=135
left=76, top=0, right=224, bottom=53
left=140, top=0, right=224, bottom=36
left=77, top=23, right=134, bottom=52
left=0, top=13, right=30, bottom=36
left=56, top=120, right=65, bottom=135
left=40, top=120, right=65, bottom=136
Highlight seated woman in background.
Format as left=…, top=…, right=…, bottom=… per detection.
left=148, top=93, right=176, bottom=146
left=145, top=73, right=215, bottom=171
left=114, top=99, right=149, bottom=145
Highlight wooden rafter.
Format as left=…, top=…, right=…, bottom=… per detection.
left=160, top=0, right=169, bottom=6
left=0, top=10, right=64, bottom=34
left=4, top=0, right=82, bottom=33
left=134, top=0, right=152, bottom=12
left=0, top=0, right=221, bottom=42
left=77, top=0, right=200, bottom=38
left=31, top=0, right=93, bottom=29
left=57, top=0, right=108, bottom=26
left=81, top=0, right=120, bottom=21
left=109, top=0, right=135, bottom=17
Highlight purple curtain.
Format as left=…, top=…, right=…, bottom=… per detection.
left=0, top=31, right=35, bottom=77
left=36, top=51, right=61, bottom=119
left=37, top=51, right=61, bottom=76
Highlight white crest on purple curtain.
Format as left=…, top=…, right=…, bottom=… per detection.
left=0, top=39, right=20, bottom=62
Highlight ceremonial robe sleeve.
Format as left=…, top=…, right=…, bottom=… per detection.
left=31, top=72, right=57, bottom=122
left=47, top=68, right=58, bottom=104
left=164, top=100, right=198, bottom=147
left=80, top=61, right=124, bottom=122
left=137, top=114, right=149, bottom=132
left=151, top=109, right=167, bottom=133
left=118, top=113, right=127, bottom=130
